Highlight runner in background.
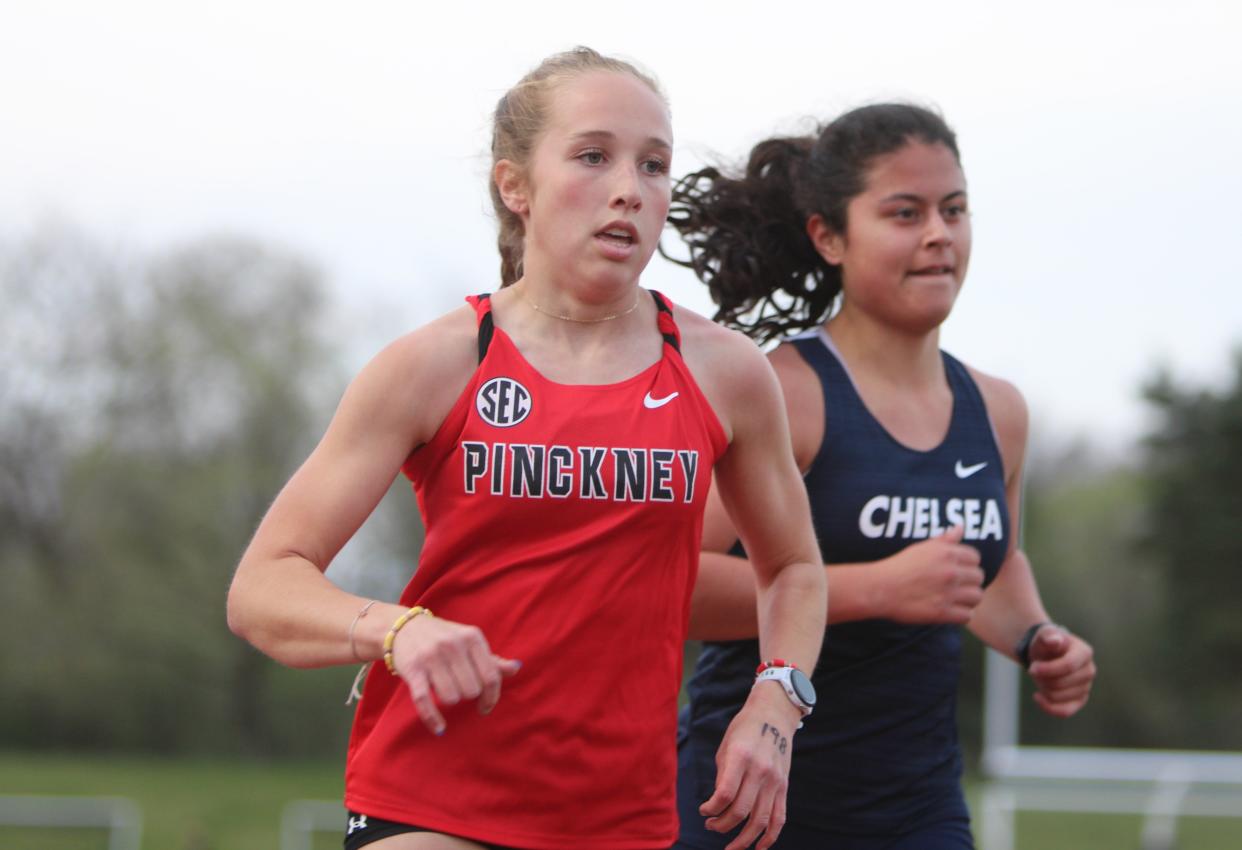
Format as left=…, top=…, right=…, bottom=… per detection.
left=666, top=103, right=1096, bottom=849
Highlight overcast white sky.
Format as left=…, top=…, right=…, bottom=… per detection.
left=3, top=0, right=1240, bottom=451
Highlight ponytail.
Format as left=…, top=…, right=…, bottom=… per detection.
left=664, top=136, right=840, bottom=343
left=665, top=103, right=960, bottom=342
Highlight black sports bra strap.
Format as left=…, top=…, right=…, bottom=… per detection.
left=650, top=290, right=680, bottom=352
left=476, top=292, right=494, bottom=363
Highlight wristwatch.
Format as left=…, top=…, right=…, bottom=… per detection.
left=754, top=660, right=817, bottom=718
left=1014, top=621, right=1056, bottom=669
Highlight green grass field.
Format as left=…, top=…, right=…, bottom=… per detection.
left=1, top=752, right=1238, bottom=849
left=0, top=752, right=343, bottom=850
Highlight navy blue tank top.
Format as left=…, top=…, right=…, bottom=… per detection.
left=681, top=330, right=1010, bottom=835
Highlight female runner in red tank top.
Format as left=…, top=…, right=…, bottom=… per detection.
left=227, top=48, right=826, bottom=850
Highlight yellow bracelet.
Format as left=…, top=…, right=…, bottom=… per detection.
left=382, top=606, right=434, bottom=674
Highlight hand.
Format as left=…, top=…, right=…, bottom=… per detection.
left=389, top=614, right=522, bottom=735
left=881, top=526, right=984, bottom=624
left=1026, top=625, right=1095, bottom=718
left=700, top=682, right=799, bottom=850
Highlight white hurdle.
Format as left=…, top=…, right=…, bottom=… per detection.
left=0, top=794, right=142, bottom=850
left=979, top=649, right=1242, bottom=849
left=280, top=799, right=346, bottom=850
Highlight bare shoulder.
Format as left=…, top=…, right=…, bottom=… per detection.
left=358, top=304, right=475, bottom=390
left=769, top=341, right=824, bottom=472
left=965, top=364, right=1030, bottom=475
left=674, top=305, right=775, bottom=391
left=374, top=303, right=477, bottom=375
left=672, top=304, right=780, bottom=441
left=343, top=303, right=480, bottom=446
left=768, top=341, right=819, bottom=398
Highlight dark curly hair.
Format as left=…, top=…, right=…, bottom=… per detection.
left=663, top=104, right=960, bottom=343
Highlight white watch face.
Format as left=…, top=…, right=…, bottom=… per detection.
left=790, top=668, right=816, bottom=707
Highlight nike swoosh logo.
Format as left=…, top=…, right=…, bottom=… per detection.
left=643, top=391, right=679, bottom=409
left=955, top=460, right=988, bottom=478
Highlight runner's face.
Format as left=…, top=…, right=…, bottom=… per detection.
left=521, top=71, right=673, bottom=290
left=830, top=141, right=971, bottom=333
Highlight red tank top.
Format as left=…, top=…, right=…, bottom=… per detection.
left=345, top=291, right=727, bottom=849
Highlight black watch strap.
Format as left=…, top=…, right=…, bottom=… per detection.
left=1015, top=621, right=1054, bottom=669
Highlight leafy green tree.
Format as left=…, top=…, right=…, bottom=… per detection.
left=1016, top=446, right=1167, bottom=748
left=1138, top=353, right=1242, bottom=748
left=960, top=357, right=1242, bottom=756
left=0, top=225, right=419, bottom=756
left=955, top=432, right=1162, bottom=758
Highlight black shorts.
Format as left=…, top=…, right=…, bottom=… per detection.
left=344, top=811, right=521, bottom=850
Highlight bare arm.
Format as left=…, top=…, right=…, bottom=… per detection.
left=226, top=329, right=439, bottom=668
left=712, top=357, right=825, bottom=673
left=691, top=528, right=985, bottom=640
left=226, top=308, right=520, bottom=732
left=965, top=373, right=1096, bottom=718
left=680, top=322, right=826, bottom=850
left=687, top=483, right=778, bottom=641
left=688, top=343, right=984, bottom=641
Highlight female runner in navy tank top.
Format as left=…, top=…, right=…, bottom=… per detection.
left=227, top=49, right=827, bottom=850
left=664, top=105, right=1098, bottom=849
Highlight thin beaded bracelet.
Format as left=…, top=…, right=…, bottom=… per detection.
left=382, top=606, right=434, bottom=674
left=347, top=600, right=378, bottom=662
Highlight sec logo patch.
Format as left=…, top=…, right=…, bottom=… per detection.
left=476, top=377, right=532, bottom=427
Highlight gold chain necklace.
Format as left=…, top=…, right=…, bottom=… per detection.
left=521, top=290, right=641, bottom=324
